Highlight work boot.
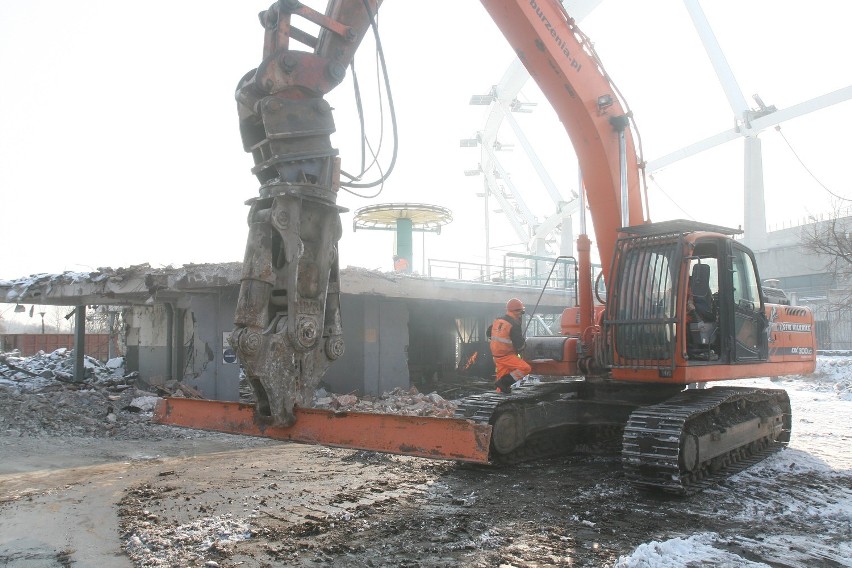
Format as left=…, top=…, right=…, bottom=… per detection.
left=495, top=375, right=513, bottom=394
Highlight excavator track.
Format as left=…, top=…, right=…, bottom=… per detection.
left=622, top=387, right=792, bottom=495
left=454, top=379, right=634, bottom=465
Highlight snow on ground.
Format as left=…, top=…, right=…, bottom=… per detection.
left=617, top=355, right=852, bottom=568
left=616, top=533, right=770, bottom=568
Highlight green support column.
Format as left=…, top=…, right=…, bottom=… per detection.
left=396, top=218, right=413, bottom=273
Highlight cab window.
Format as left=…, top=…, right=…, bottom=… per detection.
left=731, top=247, right=761, bottom=310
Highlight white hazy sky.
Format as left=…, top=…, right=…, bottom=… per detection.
left=1, top=1, right=850, bottom=281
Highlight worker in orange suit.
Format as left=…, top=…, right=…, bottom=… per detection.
left=487, top=298, right=532, bottom=394
left=393, top=255, right=409, bottom=273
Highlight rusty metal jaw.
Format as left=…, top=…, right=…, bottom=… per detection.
left=235, top=326, right=331, bottom=428
left=234, top=11, right=354, bottom=427
left=233, top=186, right=344, bottom=427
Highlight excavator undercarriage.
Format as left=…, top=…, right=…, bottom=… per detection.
left=455, top=379, right=792, bottom=494
left=155, top=378, right=792, bottom=495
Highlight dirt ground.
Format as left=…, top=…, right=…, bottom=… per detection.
left=1, top=371, right=850, bottom=567
left=0, top=428, right=849, bottom=567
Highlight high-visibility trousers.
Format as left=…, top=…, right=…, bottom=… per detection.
left=493, top=353, right=531, bottom=383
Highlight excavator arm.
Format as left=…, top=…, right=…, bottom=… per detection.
left=157, top=0, right=644, bottom=463
left=229, top=0, right=645, bottom=428
left=478, top=0, right=645, bottom=277
left=230, top=1, right=380, bottom=427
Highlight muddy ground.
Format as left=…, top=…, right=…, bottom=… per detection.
left=0, top=374, right=850, bottom=567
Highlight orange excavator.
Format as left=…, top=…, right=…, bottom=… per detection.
left=155, top=0, right=816, bottom=493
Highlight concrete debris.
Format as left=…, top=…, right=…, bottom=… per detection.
left=0, top=346, right=462, bottom=447
left=0, top=348, right=200, bottom=440
left=1, top=348, right=124, bottom=384
left=241, top=376, right=459, bottom=418
left=129, top=396, right=160, bottom=413
left=313, top=386, right=458, bottom=418
left=122, top=502, right=252, bottom=567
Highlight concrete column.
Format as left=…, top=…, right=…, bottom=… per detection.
left=172, top=307, right=185, bottom=382
left=363, top=297, right=380, bottom=395
left=73, top=305, right=86, bottom=381
left=108, top=311, right=117, bottom=360
left=165, top=303, right=174, bottom=381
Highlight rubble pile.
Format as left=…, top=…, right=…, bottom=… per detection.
left=1, top=347, right=124, bottom=385
left=313, top=386, right=458, bottom=418
left=0, top=348, right=193, bottom=440
left=1, top=348, right=462, bottom=443
left=240, top=373, right=461, bottom=417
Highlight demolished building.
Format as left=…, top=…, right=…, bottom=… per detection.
left=1, top=263, right=574, bottom=400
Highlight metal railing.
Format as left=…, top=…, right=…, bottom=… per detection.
left=427, top=254, right=593, bottom=292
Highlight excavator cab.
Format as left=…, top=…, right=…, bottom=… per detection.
left=601, top=220, right=788, bottom=383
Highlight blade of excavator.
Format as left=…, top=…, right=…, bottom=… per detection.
left=153, top=398, right=492, bottom=464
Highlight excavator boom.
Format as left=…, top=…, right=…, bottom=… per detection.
left=225, top=0, right=636, bottom=429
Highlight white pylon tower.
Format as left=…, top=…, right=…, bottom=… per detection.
left=469, top=0, right=852, bottom=258
left=646, top=0, right=852, bottom=249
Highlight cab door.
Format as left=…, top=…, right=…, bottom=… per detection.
left=724, top=243, right=769, bottom=362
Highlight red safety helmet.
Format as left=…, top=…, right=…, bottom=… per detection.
left=506, top=298, right=525, bottom=314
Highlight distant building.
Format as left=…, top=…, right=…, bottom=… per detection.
left=752, top=214, right=852, bottom=350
